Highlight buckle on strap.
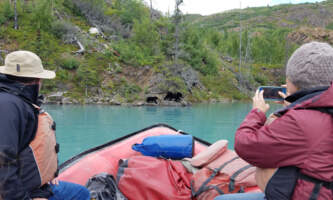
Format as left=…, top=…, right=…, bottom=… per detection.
left=324, top=181, right=333, bottom=190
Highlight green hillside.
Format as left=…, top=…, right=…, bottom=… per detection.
left=1, top=0, right=333, bottom=105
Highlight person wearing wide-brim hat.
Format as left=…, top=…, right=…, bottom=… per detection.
left=0, top=51, right=90, bottom=200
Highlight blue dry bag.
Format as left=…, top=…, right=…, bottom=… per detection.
left=132, top=135, right=194, bottom=159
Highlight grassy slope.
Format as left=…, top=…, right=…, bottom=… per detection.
left=189, top=2, right=333, bottom=30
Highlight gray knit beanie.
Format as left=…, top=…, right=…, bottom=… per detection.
left=286, top=41, right=333, bottom=90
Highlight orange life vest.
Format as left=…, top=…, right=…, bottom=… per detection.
left=0, top=86, right=59, bottom=188
left=29, top=106, right=59, bottom=186
left=189, top=140, right=258, bottom=200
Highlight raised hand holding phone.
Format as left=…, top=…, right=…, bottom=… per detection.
left=252, top=89, right=270, bottom=114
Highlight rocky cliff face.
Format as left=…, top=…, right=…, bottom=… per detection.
left=288, top=27, right=333, bottom=44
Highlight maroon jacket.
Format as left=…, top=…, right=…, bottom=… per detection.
left=235, top=84, right=333, bottom=200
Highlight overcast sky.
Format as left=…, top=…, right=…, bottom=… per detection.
left=143, top=0, right=325, bottom=16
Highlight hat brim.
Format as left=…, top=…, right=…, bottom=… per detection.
left=0, top=66, right=56, bottom=79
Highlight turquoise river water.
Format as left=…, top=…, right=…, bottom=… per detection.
left=45, top=103, right=281, bottom=164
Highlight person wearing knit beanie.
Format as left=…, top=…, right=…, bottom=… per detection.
left=286, top=41, right=333, bottom=90
left=219, top=41, right=333, bottom=200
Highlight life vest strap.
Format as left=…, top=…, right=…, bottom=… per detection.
left=54, top=168, right=59, bottom=178
left=228, top=164, right=254, bottom=192
left=209, top=185, right=224, bottom=195
left=191, top=156, right=240, bottom=197
left=299, top=173, right=332, bottom=190
left=55, top=143, right=60, bottom=153
left=299, top=173, right=333, bottom=200
left=51, top=121, right=56, bottom=131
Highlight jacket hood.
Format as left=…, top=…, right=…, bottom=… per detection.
left=0, top=74, right=39, bottom=104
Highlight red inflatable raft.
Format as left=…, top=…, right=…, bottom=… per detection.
left=58, top=124, right=260, bottom=199
left=58, top=124, right=210, bottom=185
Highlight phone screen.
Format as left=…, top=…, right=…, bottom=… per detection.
left=258, top=86, right=287, bottom=100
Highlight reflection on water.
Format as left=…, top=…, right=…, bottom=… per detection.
left=45, top=103, right=281, bottom=163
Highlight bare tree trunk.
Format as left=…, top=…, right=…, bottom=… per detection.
left=54, top=9, right=64, bottom=21
left=244, top=29, right=252, bottom=78
left=150, top=0, right=153, bottom=20
left=244, top=30, right=250, bottom=64
left=14, top=0, right=18, bottom=30
left=73, top=37, right=85, bottom=54
left=174, top=0, right=183, bottom=64
left=0, top=55, right=4, bottom=65
left=51, top=0, right=54, bottom=16
left=285, top=36, right=291, bottom=65
left=22, top=0, right=26, bottom=13
left=239, top=1, right=242, bottom=88
left=175, top=25, right=179, bottom=62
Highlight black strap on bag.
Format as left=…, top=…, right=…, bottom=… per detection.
left=191, top=156, right=240, bottom=197
left=299, top=173, right=333, bottom=200
left=228, top=164, right=254, bottom=192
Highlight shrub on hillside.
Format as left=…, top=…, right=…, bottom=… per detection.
left=0, top=15, right=6, bottom=26
left=51, top=21, right=78, bottom=42
left=60, top=57, right=80, bottom=70
left=326, top=22, right=333, bottom=30
left=113, top=0, right=149, bottom=25
left=65, top=0, right=108, bottom=24
left=181, top=25, right=219, bottom=75
left=76, top=65, right=100, bottom=88
left=113, top=18, right=164, bottom=67
left=0, top=0, right=14, bottom=25
left=31, top=0, right=54, bottom=31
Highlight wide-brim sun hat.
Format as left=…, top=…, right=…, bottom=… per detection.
left=0, top=50, right=56, bottom=79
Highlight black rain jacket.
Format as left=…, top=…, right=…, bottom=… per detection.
left=0, top=75, right=52, bottom=199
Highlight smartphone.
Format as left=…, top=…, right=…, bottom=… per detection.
left=258, top=86, right=287, bottom=101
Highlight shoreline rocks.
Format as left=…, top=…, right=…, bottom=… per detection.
left=44, top=94, right=232, bottom=106
left=44, top=88, right=233, bottom=106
